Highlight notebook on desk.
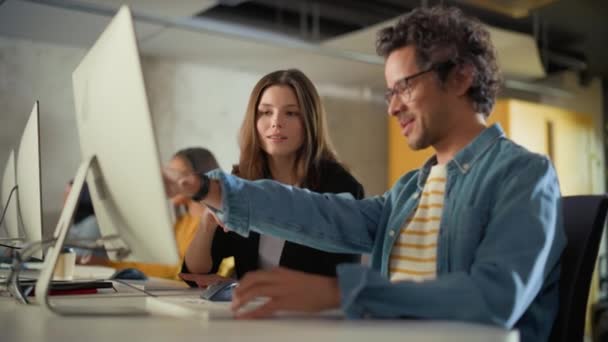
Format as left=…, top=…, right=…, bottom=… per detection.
left=18, top=279, right=114, bottom=296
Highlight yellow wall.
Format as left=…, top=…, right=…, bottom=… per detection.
left=387, top=118, right=433, bottom=186
left=388, top=98, right=595, bottom=195
left=387, top=99, right=510, bottom=187
left=504, top=99, right=597, bottom=335
left=507, top=99, right=594, bottom=195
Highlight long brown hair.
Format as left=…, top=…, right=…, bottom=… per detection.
left=236, top=69, right=337, bottom=189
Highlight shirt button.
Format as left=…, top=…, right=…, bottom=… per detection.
left=411, top=192, right=419, bottom=199
left=462, top=163, right=470, bottom=171
left=388, top=230, right=395, bottom=237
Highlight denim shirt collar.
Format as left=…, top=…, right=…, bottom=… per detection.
left=416, top=124, right=506, bottom=190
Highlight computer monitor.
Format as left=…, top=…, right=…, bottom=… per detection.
left=1, top=150, right=20, bottom=240
left=15, top=102, right=44, bottom=254
left=0, top=103, right=44, bottom=259
left=35, top=6, right=178, bottom=312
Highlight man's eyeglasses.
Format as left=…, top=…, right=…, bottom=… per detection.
left=384, top=61, right=455, bottom=106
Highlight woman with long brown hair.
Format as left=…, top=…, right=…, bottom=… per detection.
left=181, top=69, right=363, bottom=285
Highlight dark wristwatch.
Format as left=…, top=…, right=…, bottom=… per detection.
left=192, top=173, right=210, bottom=202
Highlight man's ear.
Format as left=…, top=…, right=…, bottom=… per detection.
left=449, top=63, right=475, bottom=97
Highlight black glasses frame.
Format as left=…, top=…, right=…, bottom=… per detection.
left=384, top=61, right=456, bottom=105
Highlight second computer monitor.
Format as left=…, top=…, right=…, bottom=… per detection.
left=1, top=103, right=44, bottom=252
left=16, top=102, right=44, bottom=250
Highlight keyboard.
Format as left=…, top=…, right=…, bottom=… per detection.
left=145, top=295, right=267, bottom=320
left=146, top=295, right=344, bottom=320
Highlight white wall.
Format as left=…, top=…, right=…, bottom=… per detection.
left=142, top=56, right=259, bottom=170
left=0, top=36, right=388, bottom=236
left=0, top=37, right=85, bottom=236
left=322, top=95, right=387, bottom=196
left=143, top=57, right=388, bottom=196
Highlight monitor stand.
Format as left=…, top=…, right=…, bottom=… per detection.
left=30, top=155, right=148, bottom=316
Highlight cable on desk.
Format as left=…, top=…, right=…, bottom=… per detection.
left=4, top=235, right=131, bottom=304
left=0, top=186, right=18, bottom=234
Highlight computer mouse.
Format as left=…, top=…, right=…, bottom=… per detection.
left=200, top=280, right=238, bottom=302
left=110, top=268, right=148, bottom=280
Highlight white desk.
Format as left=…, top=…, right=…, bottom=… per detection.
left=0, top=294, right=519, bottom=342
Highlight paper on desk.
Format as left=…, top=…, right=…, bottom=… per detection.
left=73, top=265, right=116, bottom=280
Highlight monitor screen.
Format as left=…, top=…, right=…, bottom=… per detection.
left=71, top=6, right=178, bottom=264
left=1, top=149, right=20, bottom=239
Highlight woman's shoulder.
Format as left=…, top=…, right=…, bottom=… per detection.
left=317, top=160, right=365, bottom=198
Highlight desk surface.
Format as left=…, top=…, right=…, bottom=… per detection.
left=0, top=293, right=519, bottom=342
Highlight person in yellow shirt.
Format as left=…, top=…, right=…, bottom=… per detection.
left=106, top=147, right=221, bottom=280
left=68, top=147, right=221, bottom=280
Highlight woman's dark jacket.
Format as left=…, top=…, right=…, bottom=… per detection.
left=183, top=160, right=364, bottom=280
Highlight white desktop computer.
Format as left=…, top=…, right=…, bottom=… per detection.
left=0, top=103, right=44, bottom=259
left=34, top=5, right=179, bottom=314
left=16, top=102, right=44, bottom=259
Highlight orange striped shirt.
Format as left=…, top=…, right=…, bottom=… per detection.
left=389, top=164, right=446, bottom=282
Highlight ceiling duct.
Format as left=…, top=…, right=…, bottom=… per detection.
left=0, top=0, right=385, bottom=87
left=1, top=0, right=572, bottom=95
left=323, top=17, right=546, bottom=80
left=62, top=0, right=218, bottom=18
left=456, top=0, right=555, bottom=18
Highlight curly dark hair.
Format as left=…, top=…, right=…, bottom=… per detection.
left=376, top=6, right=501, bottom=116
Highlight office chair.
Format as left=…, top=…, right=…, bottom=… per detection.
left=549, top=195, right=608, bottom=342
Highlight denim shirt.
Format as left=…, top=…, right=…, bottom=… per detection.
left=209, top=124, right=565, bottom=342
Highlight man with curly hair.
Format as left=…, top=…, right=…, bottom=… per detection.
left=166, top=5, right=565, bottom=342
